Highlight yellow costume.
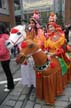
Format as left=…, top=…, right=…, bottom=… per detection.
left=44, top=32, right=65, bottom=53
left=33, top=29, right=46, bottom=49
left=44, top=21, right=66, bottom=53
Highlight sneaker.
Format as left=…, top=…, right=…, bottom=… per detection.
left=4, top=88, right=10, bottom=92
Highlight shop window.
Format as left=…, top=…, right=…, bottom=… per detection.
left=2, top=0, right=8, bottom=9
left=0, top=0, right=2, bottom=8
left=15, top=16, right=21, bottom=25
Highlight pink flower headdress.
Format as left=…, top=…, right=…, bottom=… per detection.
left=30, top=10, right=41, bottom=28
left=49, top=12, right=57, bottom=22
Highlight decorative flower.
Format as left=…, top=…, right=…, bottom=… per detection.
left=36, top=72, right=41, bottom=78
left=32, top=10, right=39, bottom=20
left=34, top=10, right=39, bottom=14
left=50, top=62, right=55, bottom=68
left=67, top=45, right=71, bottom=51
left=49, top=12, right=57, bottom=22
left=10, top=28, right=19, bottom=34
left=21, top=41, right=28, bottom=48
left=56, top=48, right=64, bottom=55
left=23, top=61, right=27, bottom=65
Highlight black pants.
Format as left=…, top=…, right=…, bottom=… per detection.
left=1, top=60, right=14, bottom=89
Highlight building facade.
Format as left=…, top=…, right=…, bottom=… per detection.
left=53, top=0, right=71, bottom=25
left=65, top=0, right=71, bottom=24
left=2, top=0, right=70, bottom=27
left=13, top=0, right=71, bottom=26
left=0, top=0, right=15, bottom=27
left=20, top=0, right=54, bottom=25
left=14, top=0, right=21, bottom=25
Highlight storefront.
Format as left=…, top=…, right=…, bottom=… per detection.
left=65, top=0, right=71, bottom=24
left=0, top=0, right=15, bottom=28
left=21, top=0, right=53, bottom=25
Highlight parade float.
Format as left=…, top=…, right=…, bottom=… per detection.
left=15, top=37, right=71, bottom=104
left=5, top=25, right=71, bottom=105
left=15, top=14, right=71, bottom=104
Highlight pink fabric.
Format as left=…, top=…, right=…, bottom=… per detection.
left=34, top=29, right=46, bottom=50
left=33, top=13, right=39, bottom=20
left=0, top=34, right=10, bottom=61
left=36, top=29, right=44, bottom=37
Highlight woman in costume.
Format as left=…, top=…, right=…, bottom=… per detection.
left=21, top=10, right=46, bottom=87
left=45, top=13, right=71, bottom=62
left=44, top=12, right=66, bottom=55
left=45, top=22, right=66, bottom=54
left=26, top=10, right=46, bottom=50
left=44, top=13, right=71, bottom=87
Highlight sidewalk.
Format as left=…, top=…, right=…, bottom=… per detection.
left=0, top=60, right=71, bottom=108
left=0, top=81, right=71, bottom=108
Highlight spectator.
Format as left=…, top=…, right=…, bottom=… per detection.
left=11, top=45, right=20, bottom=58
left=0, top=23, right=14, bottom=92
left=64, top=24, right=71, bottom=42
left=68, top=25, right=71, bottom=45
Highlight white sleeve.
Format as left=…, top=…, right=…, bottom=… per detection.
left=69, top=31, right=71, bottom=42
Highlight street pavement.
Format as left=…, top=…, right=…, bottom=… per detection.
left=0, top=59, right=71, bottom=108
left=0, top=58, right=21, bottom=105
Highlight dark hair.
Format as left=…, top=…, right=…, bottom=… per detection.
left=29, top=18, right=38, bottom=35
left=0, top=23, right=7, bottom=34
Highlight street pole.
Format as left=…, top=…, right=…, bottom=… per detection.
left=20, top=0, right=24, bottom=25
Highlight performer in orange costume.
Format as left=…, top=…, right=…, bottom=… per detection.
left=45, top=12, right=71, bottom=62
left=44, top=12, right=71, bottom=92
left=44, top=12, right=66, bottom=55
left=26, top=10, right=46, bottom=51
left=45, top=22, right=66, bottom=54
